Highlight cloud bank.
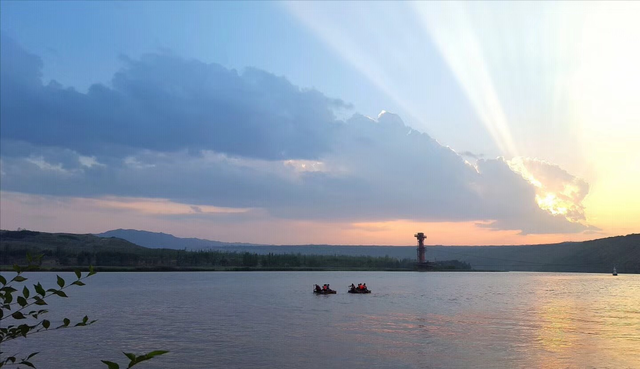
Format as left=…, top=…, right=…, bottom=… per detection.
left=0, top=35, right=592, bottom=234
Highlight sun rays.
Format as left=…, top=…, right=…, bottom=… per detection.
left=285, top=2, right=640, bottom=234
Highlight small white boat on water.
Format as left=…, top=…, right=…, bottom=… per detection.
left=613, top=267, right=618, bottom=276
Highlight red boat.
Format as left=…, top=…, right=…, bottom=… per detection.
left=348, top=284, right=371, bottom=294
left=313, top=284, right=336, bottom=294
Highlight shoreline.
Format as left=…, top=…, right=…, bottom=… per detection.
left=0, top=265, right=486, bottom=273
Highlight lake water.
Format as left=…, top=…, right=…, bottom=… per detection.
left=4, top=272, right=639, bottom=368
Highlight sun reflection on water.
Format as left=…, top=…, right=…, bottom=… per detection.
left=333, top=274, right=639, bottom=368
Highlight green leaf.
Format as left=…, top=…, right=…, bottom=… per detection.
left=34, top=297, right=47, bottom=306
left=11, top=276, right=27, bottom=283
left=89, top=265, right=96, bottom=276
left=20, top=324, right=29, bottom=338
left=53, top=290, right=68, bottom=298
left=42, top=320, right=50, bottom=329
left=56, top=275, right=65, bottom=288
left=125, top=350, right=169, bottom=368
left=124, top=352, right=136, bottom=361
left=1, top=286, right=17, bottom=293
left=143, top=350, right=169, bottom=359
left=0, top=275, right=6, bottom=285
left=35, top=283, right=46, bottom=296
left=74, top=270, right=82, bottom=279
left=27, top=352, right=39, bottom=360
left=63, top=318, right=70, bottom=327
left=13, top=264, right=22, bottom=273
left=17, top=296, right=27, bottom=307
left=11, top=311, right=26, bottom=320
left=18, top=360, right=35, bottom=368
left=83, top=315, right=88, bottom=324
left=101, top=360, right=120, bottom=369
left=71, top=280, right=86, bottom=286
left=22, top=286, right=30, bottom=299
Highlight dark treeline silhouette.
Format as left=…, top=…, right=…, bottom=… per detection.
left=1, top=244, right=469, bottom=270
left=94, top=229, right=640, bottom=274
left=6, top=229, right=637, bottom=273
left=0, top=230, right=471, bottom=270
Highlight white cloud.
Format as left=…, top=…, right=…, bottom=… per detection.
left=26, top=156, right=68, bottom=173
left=508, top=157, right=589, bottom=223
left=124, top=156, right=156, bottom=169
left=78, top=155, right=104, bottom=168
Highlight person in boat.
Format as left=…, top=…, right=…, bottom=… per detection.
left=362, top=283, right=367, bottom=291
left=357, top=283, right=362, bottom=290
left=350, top=283, right=356, bottom=291
left=315, top=284, right=322, bottom=292
left=322, top=284, right=328, bottom=291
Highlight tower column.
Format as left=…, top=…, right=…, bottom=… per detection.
left=415, top=232, right=427, bottom=264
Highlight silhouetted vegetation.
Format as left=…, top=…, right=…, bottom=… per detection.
left=1, top=247, right=419, bottom=271
left=0, top=230, right=473, bottom=271
left=94, top=229, right=640, bottom=273
left=0, top=255, right=167, bottom=368
left=4, top=229, right=637, bottom=273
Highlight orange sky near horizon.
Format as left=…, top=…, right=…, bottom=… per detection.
left=0, top=191, right=619, bottom=246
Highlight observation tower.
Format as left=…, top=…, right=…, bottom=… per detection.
left=415, top=232, right=430, bottom=270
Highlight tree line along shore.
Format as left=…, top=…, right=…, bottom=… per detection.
left=0, top=230, right=470, bottom=272
left=2, top=229, right=639, bottom=273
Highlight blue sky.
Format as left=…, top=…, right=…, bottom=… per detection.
left=1, top=2, right=388, bottom=115
left=1, top=2, right=638, bottom=244
left=1, top=1, right=485, bottom=154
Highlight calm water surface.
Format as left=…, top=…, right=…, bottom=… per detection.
left=5, top=272, right=640, bottom=368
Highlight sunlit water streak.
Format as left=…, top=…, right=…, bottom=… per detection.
left=5, top=272, right=639, bottom=368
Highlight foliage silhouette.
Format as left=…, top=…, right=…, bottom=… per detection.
left=0, top=254, right=167, bottom=368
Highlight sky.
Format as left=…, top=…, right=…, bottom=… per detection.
left=1, top=1, right=638, bottom=245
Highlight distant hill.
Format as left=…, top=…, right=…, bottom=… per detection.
left=425, top=235, right=640, bottom=273
left=0, top=229, right=434, bottom=271
left=3, top=229, right=638, bottom=273
left=0, top=229, right=147, bottom=267
left=96, top=229, right=640, bottom=273
left=97, top=229, right=258, bottom=249
left=1, top=229, right=146, bottom=253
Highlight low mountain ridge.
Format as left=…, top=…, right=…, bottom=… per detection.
left=2, top=229, right=638, bottom=273
left=95, top=229, right=640, bottom=273
left=1, top=229, right=146, bottom=252
left=97, top=229, right=258, bottom=249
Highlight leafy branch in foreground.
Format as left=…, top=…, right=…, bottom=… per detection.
left=0, top=255, right=167, bottom=368
left=0, top=255, right=97, bottom=368
left=101, top=350, right=169, bottom=369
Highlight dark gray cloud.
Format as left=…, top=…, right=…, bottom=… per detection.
left=1, top=35, right=350, bottom=161
left=0, top=36, right=591, bottom=234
